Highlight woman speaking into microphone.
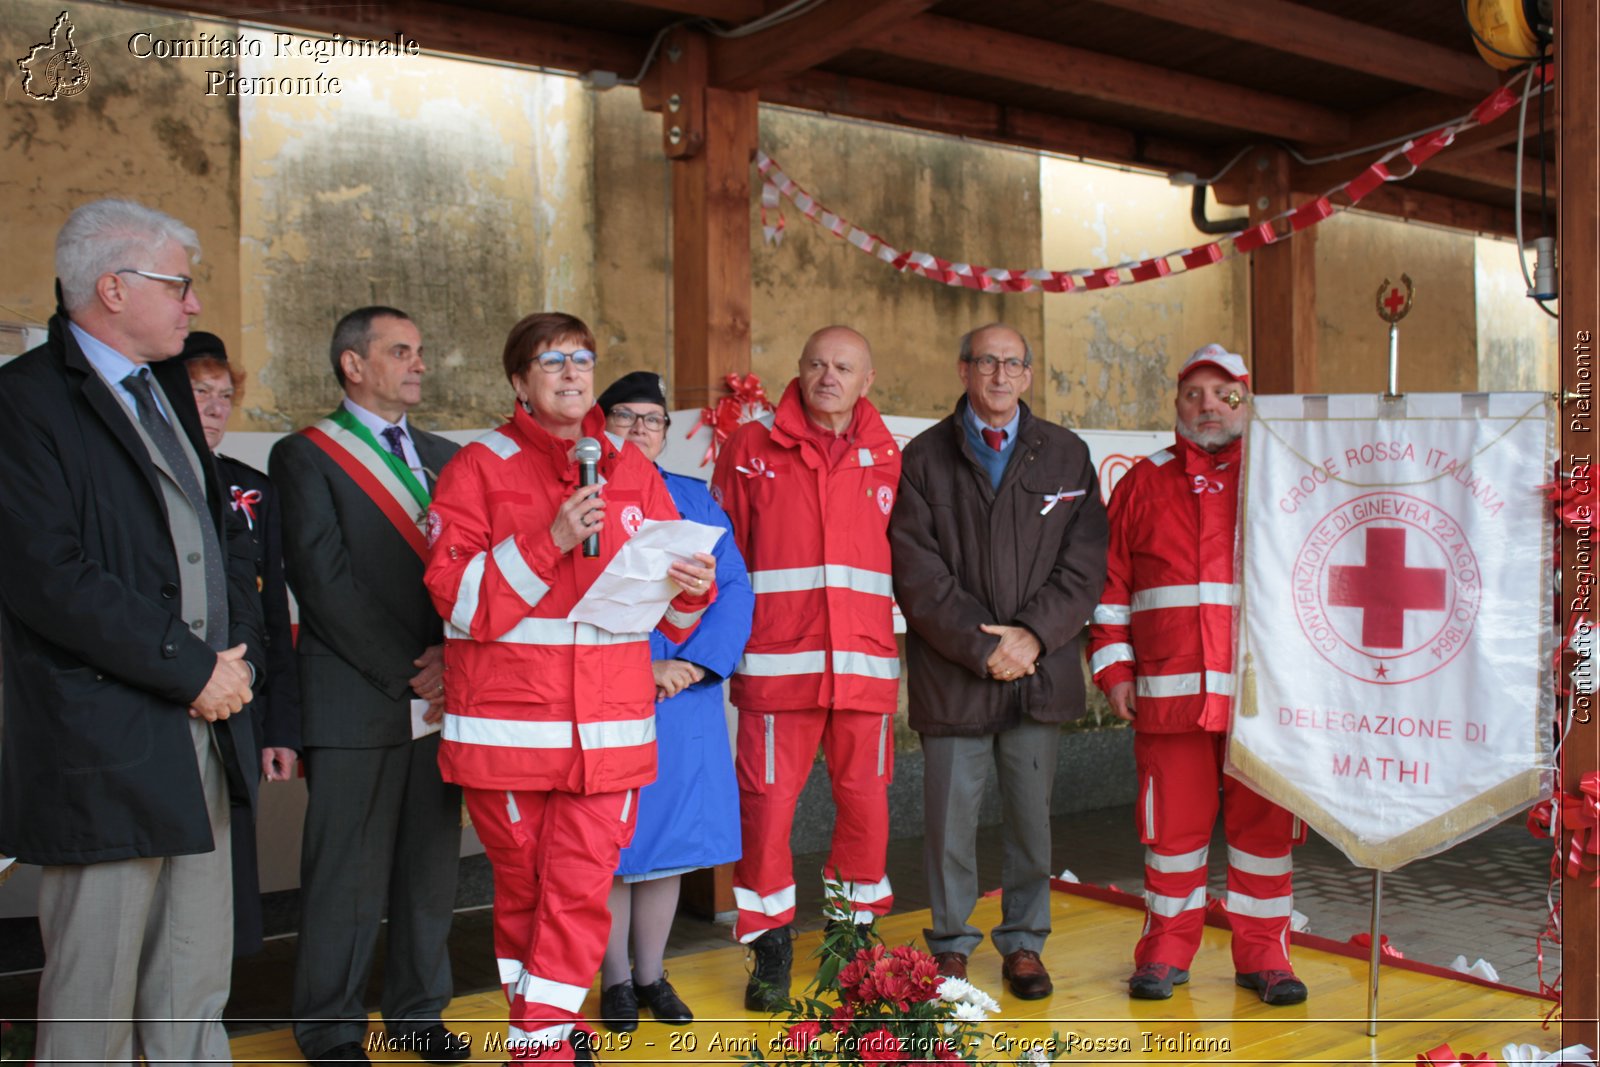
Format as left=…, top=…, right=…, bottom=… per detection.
left=423, top=312, right=716, bottom=1065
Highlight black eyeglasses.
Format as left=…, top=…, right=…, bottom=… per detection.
left=962, top=353, right=1030, bottom=378
left=116, top=269, right=193, bottom=301
left=608, top=407, right=670, bottom=431
left=532, top=348, right=597, bottom=373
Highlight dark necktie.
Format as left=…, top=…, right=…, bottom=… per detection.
left=981, top=427, right=1006, bottom=452
left=381, top=424, right=409, bottom=464
left=124, top=368, right=228, bottom=649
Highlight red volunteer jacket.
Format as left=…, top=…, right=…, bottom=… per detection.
left=426, top=405, right=712, bottom=793
left=711, top=380, right=901, bottom=714
left=1087, top=434, right=1241, bottom=733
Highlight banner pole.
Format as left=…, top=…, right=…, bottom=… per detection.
left=1366, top=868, right=1383, bottom=1037
left=1386, top=322, right=1399, bottom=397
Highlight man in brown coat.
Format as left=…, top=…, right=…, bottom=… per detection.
left=889, top=323, right=1107, bottom=1000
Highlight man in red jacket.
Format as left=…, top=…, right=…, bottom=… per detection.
left=712, top=326, right=902, bottom=1011
left=1087, top=344, right=1309, bottom=1007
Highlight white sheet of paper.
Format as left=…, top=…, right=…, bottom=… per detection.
left=411, top=697, right=440, bottom=739
left=567, top=519, right=724, bottom=634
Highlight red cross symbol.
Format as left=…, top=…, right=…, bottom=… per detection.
left=1383, top=287, right=1407, bottom=315
left=1328, top=527, right=1446, bottom=648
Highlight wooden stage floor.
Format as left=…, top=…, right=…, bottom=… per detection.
left=230, top=886, right=1554, bottom=1065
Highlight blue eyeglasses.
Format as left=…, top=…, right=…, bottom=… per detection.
left=533, top=348, right=597, bottom=373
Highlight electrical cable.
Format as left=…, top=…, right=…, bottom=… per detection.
left=1513, top=60, right=1559, bottom=319
left=620, top=0, right=828, bottom=86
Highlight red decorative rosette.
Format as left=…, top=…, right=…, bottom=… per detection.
left=1537, top=474, right=1594, bottom=530
left=1348, top=932, right=1406, bottom=959
left=1560, top=771, right=1600, bottom=886
left=1416, top=1043, right=1495, bottom=1065
left=693, top=372, right=772, bottom=468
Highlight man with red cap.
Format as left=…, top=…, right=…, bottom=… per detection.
left=1086, top=343, right=1309, bottom=1006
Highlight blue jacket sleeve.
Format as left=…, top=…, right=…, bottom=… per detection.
left=657, top=473, right=754, bottom=684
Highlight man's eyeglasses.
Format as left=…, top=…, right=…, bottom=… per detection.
left=116, top=269, right=193, bottom=302
left=962, top=353, right=1031, bottom=378
left=608, top=407, right=670, bottom=432
left=532, top=348, right=597, bottom=373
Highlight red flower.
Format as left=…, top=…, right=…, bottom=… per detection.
left=784, top=1021, right=822, bottom=1051
left=829, top=1004, right=855, bottom=1033
left=933, top=1041, right=960, bottom=1061
left=857, top=1028, right=906, bottom=1065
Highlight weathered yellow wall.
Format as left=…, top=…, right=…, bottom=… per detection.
left=1475, top=234, right=1560, bottom=392
left=237, top=34, right=593, bottom=432
left=1040, top=162, right=1250, bottom=432
left=0, top=0, right=240, bottom=347
left=1314, top=212, right=1480, bottom=394
left=752, top=111, right=1044, bottom=419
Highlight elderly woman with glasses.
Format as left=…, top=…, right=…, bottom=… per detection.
left=590, top=373, right=753, bottom=1033
left=423, top=314, right=717, bottom=1065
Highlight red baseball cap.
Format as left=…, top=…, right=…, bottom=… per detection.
left=1179, top=343, right=1250, bottom=387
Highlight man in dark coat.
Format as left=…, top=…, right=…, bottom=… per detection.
left=271, top=306, right=466, bottom=1064
left=889, top=322, right=1108, bottom=1000
left=0, top=198, right=265, bottom=1062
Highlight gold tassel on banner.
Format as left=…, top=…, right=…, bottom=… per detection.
left=1238, top=650, right=1259, bottom=718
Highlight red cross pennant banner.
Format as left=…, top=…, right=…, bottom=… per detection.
left=1230, top=392, right=1557, bottom=870
left=755, top=64, right=1552, bottom=296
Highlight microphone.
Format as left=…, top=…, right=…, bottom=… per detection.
left=576, top=436, right=603, bottom=558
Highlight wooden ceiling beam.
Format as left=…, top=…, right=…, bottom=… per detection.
left=1345, top=183, right=1525, bottom=238
left=128, top=0, right=645, bottom=76
left=621, top=0, right=768, bottom=22
left=1091, top=0, right=1499, bottom=100
left=864, top=13, right=1351, bottom=143
left=709, top=0, right=938, bottom=91
left=761, top=70, right=1221, bottom=175
left=1289, top=145, right=1542, bottom=196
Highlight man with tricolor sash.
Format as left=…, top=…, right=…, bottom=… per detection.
left=272, top=306, right=469, bottom=1064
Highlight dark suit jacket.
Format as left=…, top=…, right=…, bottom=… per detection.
left=270, top=416, right=458, bottom=748
left=0, top=313, right=266, bottom=865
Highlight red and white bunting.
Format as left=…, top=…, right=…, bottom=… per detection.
left=756, top=64, right=1552, bottom=295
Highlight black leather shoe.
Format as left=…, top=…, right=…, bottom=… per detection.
left=600, top=980, right=640, bottom=1033
left=744, top=925, right=794, bottom=1012
left=634, top=975, right=693, bottom=1024
left=405, top=1023, right=471, bottom=1064
left=310, top=1041, right=370, bottom=1063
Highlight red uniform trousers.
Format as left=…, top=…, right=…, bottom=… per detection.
left=1134, top=731, right=1304, bottom=973
left=465, top=786, right=636, bottom=1061
left=732, top=707, right=894, bottom=943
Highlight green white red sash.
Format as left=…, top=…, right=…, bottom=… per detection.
left=299, top=410, right=431, bottom=559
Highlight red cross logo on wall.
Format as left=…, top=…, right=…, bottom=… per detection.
left=1383, top=287, right=1407, bottom=316
left=1327, top=527, right=1446, bottom=648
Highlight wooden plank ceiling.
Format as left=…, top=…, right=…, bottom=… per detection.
left=134, top=0, right=1553, bottom=237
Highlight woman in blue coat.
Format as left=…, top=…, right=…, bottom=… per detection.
left=595, top=372, right=753, bottom=1032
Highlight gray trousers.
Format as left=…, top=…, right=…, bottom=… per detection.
left=36, top=718, right=233, bottom=1065
left=921, top=717, right=1060, bottom=957
left=291, top=734, right=461, bottom=1057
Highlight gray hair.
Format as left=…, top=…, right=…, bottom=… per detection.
left=329, top=306, right=411, bottom=385
left=55, top=199, right=200, bottom=312
left=958, top=322, right=1033, bottom=366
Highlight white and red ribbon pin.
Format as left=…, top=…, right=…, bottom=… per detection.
left=736, top=457, right=776, bottom=480
left=230, top=486, right=262, bottom=529
left=1040, top=488, right=1086, bottom=515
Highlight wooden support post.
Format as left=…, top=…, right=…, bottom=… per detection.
left=1558, top=0, right=1598, bottom=1052
left=660, top=27, right=758, bottom=414
left=1245, top=148, right=1319, bottom=394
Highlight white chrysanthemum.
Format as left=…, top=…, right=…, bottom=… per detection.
left=937, top=977, right=976, bottom=1002
left=1021, top=1047, right=1052, bottom=1066
left=964, top=987, right=1000, bottom=1014
left=951, top=1000, right=989, bottom=1023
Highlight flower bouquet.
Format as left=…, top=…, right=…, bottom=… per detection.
left=742, top=888, right=1055, bottom=1066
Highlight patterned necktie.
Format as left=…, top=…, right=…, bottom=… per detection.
left=123, top=368, right=228, bottom=649
left=981, top=427, right=1006, bottom=452
left=381, top=424, right=408, bottom=463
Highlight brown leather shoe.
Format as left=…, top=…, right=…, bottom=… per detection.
left=1002, top=948, right=1053, bottom=1000
left=933, top=951, right=968, bottom=980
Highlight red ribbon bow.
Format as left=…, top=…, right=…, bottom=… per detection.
left=694, top=373, right=772, bottom=467
left=1537, top=475, right=1594, bottom=530
left=1560, top=772, right=1600, bottom=886
left=230, top=486, right=263, bottom=529
left=1416, top=1043, right=1495, bottom=1065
